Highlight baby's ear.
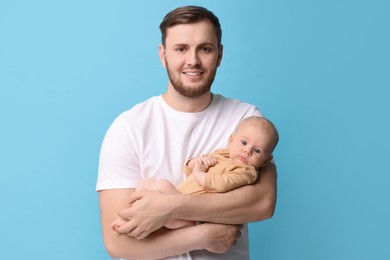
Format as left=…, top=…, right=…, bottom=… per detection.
left=228, top=134, right=235, bottom=145
left=261, top=155, right=273, bottom=167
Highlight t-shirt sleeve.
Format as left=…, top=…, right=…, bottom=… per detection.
left=96, top=117, right=141, bottom=191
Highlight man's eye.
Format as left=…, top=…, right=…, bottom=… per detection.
left=201, top=47, right=211, bottom=53
left=176, top=47, right=186, bottom=53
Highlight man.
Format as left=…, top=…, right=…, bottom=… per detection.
left=97, top=5, right=277, bottom=259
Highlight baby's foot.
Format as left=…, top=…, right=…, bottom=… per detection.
left=110, top=218, right=128, bottom=233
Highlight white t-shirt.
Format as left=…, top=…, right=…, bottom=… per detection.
left=97, top=93, right=262, bottom=260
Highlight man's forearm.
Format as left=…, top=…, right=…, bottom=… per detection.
left=172, top=163, right=277, bottom=224
left=100, top=189, right=204, bottom=259
left=104, top=225, right=203, bottom=259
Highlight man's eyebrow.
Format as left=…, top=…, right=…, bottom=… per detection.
left=172, top=43, right=189, bottom=46
left=172, top=42, right=216, bottom=47
left=200, top=42, right=218, bottom=46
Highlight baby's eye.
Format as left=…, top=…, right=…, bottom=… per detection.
left=241, top=140, right=247, bottom=145
left=253, top=148, right=261, bottom=154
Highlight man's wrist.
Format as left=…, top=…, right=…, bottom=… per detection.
left=187, top=224, right=207, bottom=251
left=170, top=193, right=191, bottom=220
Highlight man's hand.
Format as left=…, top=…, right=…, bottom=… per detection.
left=199, top=223, right=243, bottom=253
left=116, top=190, right=176, bottom=239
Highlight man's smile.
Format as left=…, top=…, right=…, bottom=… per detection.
left=183, top=71, right=204, bottom=76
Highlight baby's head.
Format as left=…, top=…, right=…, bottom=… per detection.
left=228, top=116, right=279, bottom=168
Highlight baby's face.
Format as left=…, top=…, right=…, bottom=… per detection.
left=228, top=123, right=272, bottom=168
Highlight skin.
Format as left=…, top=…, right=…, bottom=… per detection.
left=159, top=20, right=223, bottom=112
left=227, top=118, right=275, bottom=168
left=100, top=189, right=242, bottom=259
left=190, top=117, right=276, bottom=186
left=99, top=19, right=277, bottom=259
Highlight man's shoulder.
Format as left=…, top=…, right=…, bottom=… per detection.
left=108, top=95, right=162, bottom=131
left=126, top=95, right=160, bottom=112
left=213, top=94, right=256, bottom=107
left=211, top=94, right=260, bottom=115
left=118, top=95, right=160, bottom=118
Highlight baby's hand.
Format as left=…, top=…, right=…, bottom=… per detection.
left=110, top=218, right=128, bottom=233
left=201, top=155, right=217, bottom=169
left=193, top=171, right=206, bottom=187
left=189, top=156, right=217, bottom=172
left=188, top=157, right=206, bottom=172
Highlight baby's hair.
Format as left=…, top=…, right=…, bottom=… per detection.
left=236, top=116, right=279, bottom=154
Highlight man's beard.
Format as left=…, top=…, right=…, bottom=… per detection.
left=165, top=60, right=217, bottom=98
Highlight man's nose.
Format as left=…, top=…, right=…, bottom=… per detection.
left=187, top=50, right=200, bottom=66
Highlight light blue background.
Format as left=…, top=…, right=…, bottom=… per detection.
left=1, top=0, right=389, bottom=259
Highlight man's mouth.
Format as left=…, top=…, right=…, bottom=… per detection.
left=183, top=71, right=203, bottom=76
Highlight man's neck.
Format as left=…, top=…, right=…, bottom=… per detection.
left=162, top=90, right=213, bottom=113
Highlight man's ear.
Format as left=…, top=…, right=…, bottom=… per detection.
left=217, top=44, right=223, bottom=67
left=159, top=44, right=167, bottom=68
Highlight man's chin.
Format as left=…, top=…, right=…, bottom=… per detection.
left=172, top=84, right=211, bottom=98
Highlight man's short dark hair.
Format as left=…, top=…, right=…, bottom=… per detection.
left=159, top=6, right=222, bottom=46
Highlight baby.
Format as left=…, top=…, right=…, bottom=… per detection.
left=111, top=116, right=279, bottom=232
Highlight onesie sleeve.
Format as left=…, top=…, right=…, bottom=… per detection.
left=203, top=165, right=258, bottom=193
left=183, top=164, right=193, bottom=177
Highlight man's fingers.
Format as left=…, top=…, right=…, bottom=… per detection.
left=126, top=226, right=149, bottom=240
left=128, top=190, right=145, bottom=204
left=117, top=207, right=133, bottom=219
left=132, top=231, right=148, bottom=240
left=118, top=191, right=146, bottom=219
